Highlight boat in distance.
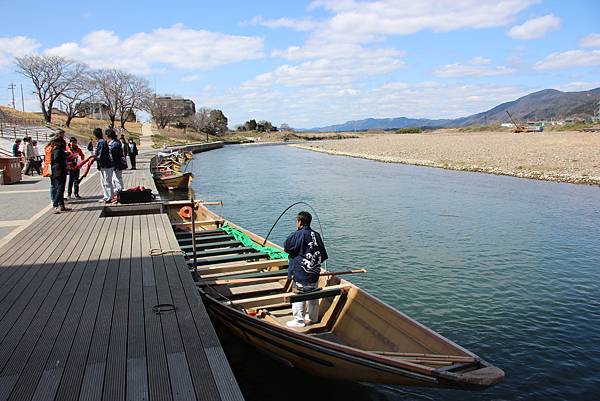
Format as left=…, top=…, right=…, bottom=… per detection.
left=165, top=201, right=505, bottom=389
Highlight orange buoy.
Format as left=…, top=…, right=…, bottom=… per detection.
left=178, top=206, right=193, bottom=220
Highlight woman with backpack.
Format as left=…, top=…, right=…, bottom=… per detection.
left=43, top=130, right=70, bottom=214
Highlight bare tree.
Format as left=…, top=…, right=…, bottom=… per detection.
left=117, top=75, right=152, bottom=129
left=185, top=108, right=212, bottom=141
left=91, top=69, right=126, bottom=128
left=92, top=69, right=151, bottom=129
left=150, top=95, right=178, bottom=129
left=15, top=55, right=86, bottom=123
left=57, top=71, right=96, bottom=127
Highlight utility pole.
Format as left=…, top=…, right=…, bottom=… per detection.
left=20, top=84, right=25, bottom=112
left=8, top=82, right=16, bottom=109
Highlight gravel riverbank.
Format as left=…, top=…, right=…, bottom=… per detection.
left=292, top=130, right=600, bottom=185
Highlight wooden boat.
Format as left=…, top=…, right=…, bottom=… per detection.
left=165, top=201, right=504, bottom=389
left=154, top=171, right=192, bottom=190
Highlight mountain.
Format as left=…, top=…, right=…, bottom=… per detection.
left=307, top=88, right=600, bottom=132
left=308, top=116, right=452, bottom=132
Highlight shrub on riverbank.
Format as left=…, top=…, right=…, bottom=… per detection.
left=396, top=127, right=422, bottom=134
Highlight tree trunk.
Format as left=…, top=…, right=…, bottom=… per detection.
left=109, top=115, right=116, bottom=128
left=65, top=114, right=73, bottom=127
left=41, top=103, right=51, bottom=123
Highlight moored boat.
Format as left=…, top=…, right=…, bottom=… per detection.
left=154, top=171, right=193, bottom=190
left=165, top=201, right=505, bottom=389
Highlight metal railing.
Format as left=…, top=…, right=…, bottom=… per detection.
left=0, top=121, right=52, bottom=142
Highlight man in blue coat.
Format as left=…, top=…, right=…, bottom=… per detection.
left=283, top=211, right=328, bottom=328
left=94, top=128, right=114, bottom=202
left=107, top=129, right=127, bottom=194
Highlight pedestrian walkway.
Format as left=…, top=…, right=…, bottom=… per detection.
left=0, top=156, right=244, bottom=401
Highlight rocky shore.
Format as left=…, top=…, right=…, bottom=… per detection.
left=292, top=130, right=600, bottom=185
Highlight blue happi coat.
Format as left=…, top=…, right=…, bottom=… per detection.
left=284, top=226, right=328, bottom=285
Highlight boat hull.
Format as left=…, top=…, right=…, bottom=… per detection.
left=203, top=293, right=497, bottom=389
left=155, top=172, right=192, bottom=190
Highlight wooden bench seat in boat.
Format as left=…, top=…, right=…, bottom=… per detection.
left=187, top=252, right=269, bottom=267
left=171, top=220, right=224, bottom=228
left=174, top=228, right=224, bottom=238
left=185, top=246, right=256, bottom=258
left=178, top=234, right=234, bottom=246
left=228, top=284, right=351, bottom=309
left=195, top=259, right=288, bottom=279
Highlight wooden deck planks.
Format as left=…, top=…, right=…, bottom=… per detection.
left=6, top=211, right=109, bottom=401
left=0, top=161, right=243, bottom=401
left=159, top=214, right=245, bottom=401
left=141, top=214, right=174, bottom=401
left=0, top=208, right=99, bottom=401
left=147, top=214, right=197, bottom=401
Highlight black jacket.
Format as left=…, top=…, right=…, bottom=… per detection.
left=284, top=226, right=328, bottom=284
left=51, top=142, right=67, bottom=178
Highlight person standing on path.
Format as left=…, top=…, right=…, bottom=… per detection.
left=50, top=134, right=70, bottom=214
left=108, top=129, right=127, bottom=195
left=120, top=134, right=130, bottom=169
left=12, top=138, right=22, bottom=158
left=94, top=128, right=114, bottom=203
left=283, top=211, right=328, bottom=328
left=22, top=137, right=36, bottom=175
left=66, top=137, right=85, bottom=199
left=32, top=140, right=42, bottom=173
left=128, top=138, right=138, bottom=169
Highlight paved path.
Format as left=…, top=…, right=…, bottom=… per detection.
left=140, top=122, right=154, bottom=150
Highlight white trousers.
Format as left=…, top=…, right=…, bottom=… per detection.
left=112, top=169, right=124, bottom=193
left=291, top=282, right=319, bottom=323
left=99, top=167, right=114, bottom=201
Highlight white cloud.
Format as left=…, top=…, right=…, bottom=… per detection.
left=555, top=81, right=600, bottom=92
left=243, top=48, right=404, bottom=89
left=308, top=0, right=538, bottom=43
left=208, top=81, right=531, bottom=127
left=434, top=57, right=515, bottom=77
left=248, top=16, right=318, bottom=31
left=44, top=24, right=264, bottom=74
left=535, top=50, right=600, bottom=70
left=508, top=14, right=560, bottom=39
left=182, top=74, right=200, bottom=82
left=579, top=33, right=600, bottom=49
left=259, top=0, right=536, bottom=92
left=0, top=36, right=40, bottom=69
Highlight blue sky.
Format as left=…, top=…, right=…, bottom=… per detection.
left=1, top=0, right=599, bottom=127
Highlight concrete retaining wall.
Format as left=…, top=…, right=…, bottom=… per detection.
left=170, top=141, right=224, bottom=154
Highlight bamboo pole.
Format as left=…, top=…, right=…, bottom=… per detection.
left=201, top=268, right=367, bottom=286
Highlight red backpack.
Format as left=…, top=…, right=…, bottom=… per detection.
left=42, top=143, right=53, bottom=177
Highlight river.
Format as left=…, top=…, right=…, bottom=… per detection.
left=188, top=144, right=600, bottom=401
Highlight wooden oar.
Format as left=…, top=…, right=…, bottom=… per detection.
left=201, top=268, right=367, bottom=286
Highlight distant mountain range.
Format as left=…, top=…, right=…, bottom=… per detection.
left=306, top=88, right=600, bottom=132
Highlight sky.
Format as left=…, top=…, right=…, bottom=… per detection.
left=1, top=0, right=599, bottom=128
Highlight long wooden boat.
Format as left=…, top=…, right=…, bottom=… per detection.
left=165, top=201, right=504, bottom=389
left=154, top=171, right=192, bottom=190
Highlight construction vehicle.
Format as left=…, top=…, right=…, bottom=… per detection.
left=505, top=110, right=544, bottom=133
left=505, top=110, right=526, bottom=133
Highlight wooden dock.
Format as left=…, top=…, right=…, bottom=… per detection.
left=0, top=157, right=244, bottom=401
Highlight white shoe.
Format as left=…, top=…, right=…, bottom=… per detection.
left=304, top=314, right=317, bottom=325
left=286, top=319, right=305, bottom=328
